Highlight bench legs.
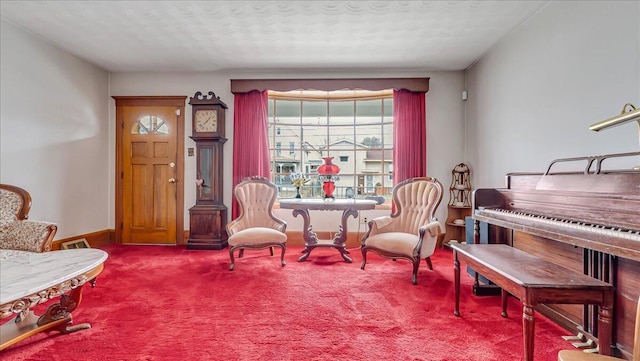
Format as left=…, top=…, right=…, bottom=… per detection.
left=453, top=251, right=460, bottom=317
left=452, top=246, right=614, bottom=360
left=597, top=302, right=613, bottom=356
left=501, top=289, right=509, bottom=317
left=522, top=304, right=535, bottom=361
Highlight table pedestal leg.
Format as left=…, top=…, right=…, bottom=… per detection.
left=0, top=283, right=93, bottom=351
left=330, top=209, right=358, bottom=263
left=294, top=208, right=358, bottom=263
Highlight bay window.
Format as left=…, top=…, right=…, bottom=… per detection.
left=268, top=90, right=393, bottom=200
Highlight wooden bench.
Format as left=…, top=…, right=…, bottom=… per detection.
left=450, top=243, right=614, bottom=361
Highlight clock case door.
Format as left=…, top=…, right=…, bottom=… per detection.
left=193, top=140, right=226, bottom=204
left=188, top=139, right=229, bottom=250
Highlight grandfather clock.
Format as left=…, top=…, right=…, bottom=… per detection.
left=187, top=91, right=228, bottom=250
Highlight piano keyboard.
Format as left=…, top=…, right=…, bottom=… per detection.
left=477, top=208, right=640, bottom=242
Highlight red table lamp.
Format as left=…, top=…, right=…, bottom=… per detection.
left=317, top=156, right=340, bottom=199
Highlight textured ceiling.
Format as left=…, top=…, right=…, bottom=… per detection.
left=0, top=1, right=549, bottom=72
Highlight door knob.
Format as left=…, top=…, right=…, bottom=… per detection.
left=168, top=178, right=176, bottom=183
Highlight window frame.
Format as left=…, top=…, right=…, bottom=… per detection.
left=268, top=90, right=394, bottom=202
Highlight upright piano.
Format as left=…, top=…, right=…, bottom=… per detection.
left=473, top=152, right=640, bottom=359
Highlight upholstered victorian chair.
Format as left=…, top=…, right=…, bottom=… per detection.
left=0, top=183, right=57, bottom=254
left=226, top=176, right=287, bottom=271
left=557, top=295, right=639, bottom=361
left=360, top=177, right=444, bottom=285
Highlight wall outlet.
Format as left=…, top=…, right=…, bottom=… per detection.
left=360, top=216, right=368, bottom=224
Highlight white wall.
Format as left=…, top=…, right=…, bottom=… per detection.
left=110, top=70, right=465, bottom=230
left=465, top=1, right=640, bottom=188
left=0, top=19, right=111, bottom=239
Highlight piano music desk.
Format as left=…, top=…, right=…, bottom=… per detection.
left=451, top=243, right=614, bottom=361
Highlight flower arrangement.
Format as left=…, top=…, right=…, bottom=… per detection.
left=290, top=173, right=310, bottom=188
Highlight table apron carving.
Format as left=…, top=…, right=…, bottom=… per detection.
left=0, top=249, right=107, bottom=350
left=280, top=199, right=376, bottom=263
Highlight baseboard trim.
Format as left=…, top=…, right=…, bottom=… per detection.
left=52, top=229, right=114, bottom=250
left=54, top=230, right=364, bottom=249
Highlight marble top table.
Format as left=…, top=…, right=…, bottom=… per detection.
left=280, top=198, right=376, bottom=262
left=0, top=248, right=108, bottom=350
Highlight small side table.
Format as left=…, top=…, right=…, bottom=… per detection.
left=279, top=198, right=376, bottom=262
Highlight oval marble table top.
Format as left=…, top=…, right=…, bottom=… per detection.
left=0, top=248, right=108, bottom=305
left=279, top=198, right=377, bottom=211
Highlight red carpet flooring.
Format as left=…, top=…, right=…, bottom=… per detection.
left=3, top=244, right=577, bottom=360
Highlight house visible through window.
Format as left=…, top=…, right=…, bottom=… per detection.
left=268, top=90, right=393, bottom=199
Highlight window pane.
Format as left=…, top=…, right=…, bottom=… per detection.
left=356, top=125, right=382, bottom=148
left=383, top=98, right=393, bottom=117
left=382, top=123, right=394, bottom=147
left=131, top=115, right=168, bottom=135
left=329, top=101, right=354, bottom=124
left=301, top=124, right=327, bottom=154
left=275, top=100, right=301, bottom=118
left=302, top=101, right=327, bottom=118
left=329, top=124, right=355, bottom=146
left=356, top=99, right=383, bottom=117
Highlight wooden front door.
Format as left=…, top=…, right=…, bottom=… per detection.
left=114, top=96, right=186, bottom=245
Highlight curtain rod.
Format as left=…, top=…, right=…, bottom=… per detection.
left=230, top=78, right=429, bottom=93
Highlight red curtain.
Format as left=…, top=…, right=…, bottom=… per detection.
left=232, top=90, right=271, bottom=219
left=393, top=89, right=426, bottom=184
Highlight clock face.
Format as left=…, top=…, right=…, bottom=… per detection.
left=195, top=109, right=217, bottom=133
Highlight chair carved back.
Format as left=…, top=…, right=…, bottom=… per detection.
left=390, top=177, right=443, bottom=235
left=230, top=176, right=285, bottom=234
left=0, top=184, right=32, bottom=226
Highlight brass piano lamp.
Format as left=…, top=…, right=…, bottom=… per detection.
left=589, top=103, right=640, bottom=169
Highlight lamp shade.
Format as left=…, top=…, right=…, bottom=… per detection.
left=317, top=157, right=340, bottom=175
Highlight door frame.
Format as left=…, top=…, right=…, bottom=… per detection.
left=113, top=96, right=187, bottom=245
